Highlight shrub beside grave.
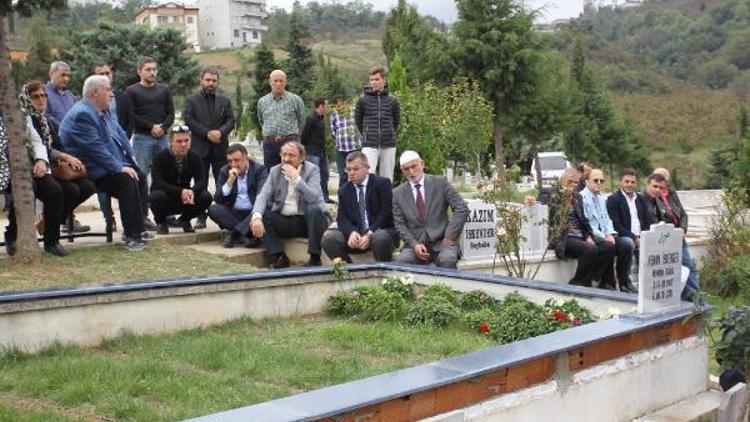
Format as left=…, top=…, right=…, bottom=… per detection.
left=327, top=280, right=595, bottom=343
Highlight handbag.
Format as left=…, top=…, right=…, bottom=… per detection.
left=51, top=161, right=87, bottom=181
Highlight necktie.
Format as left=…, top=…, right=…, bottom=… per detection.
left=357, top=184, right=367, bottom=232
left=415, top=183, right=426, bottom=222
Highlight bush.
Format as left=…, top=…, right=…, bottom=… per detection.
left=715, top=306, right=750, bottom=377
left=543, top=298, right=595, bottom=326
left=494, top=300, right=554, bottom=344
left=360, top=289, right=407, bottom=322
left=326, top=285, right=379, bottom=317
left=424, top=284, right=459, bottom=305
left=463, top=308, right=500, bottom=333
left=406, top=295, right=460, bottom=328
left=381, top=276, right=415, bottom=301
left=715, top=255, right=750, bottom=302
left=458, top=290, right=497, bottom=312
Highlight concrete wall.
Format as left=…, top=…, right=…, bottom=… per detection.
left=426, top=336, right=709, bottom=422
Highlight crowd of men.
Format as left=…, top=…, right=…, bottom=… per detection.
left=2, top=58, right=700, bottom=300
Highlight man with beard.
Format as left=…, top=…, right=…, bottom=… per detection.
left=184, top=66, right=236, bottom=229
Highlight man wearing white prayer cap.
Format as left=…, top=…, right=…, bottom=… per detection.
left=392, top=150, right=468, bottom=268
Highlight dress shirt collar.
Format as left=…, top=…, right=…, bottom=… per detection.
left=410, top=175, right=425, bottom=189
left=357, top=175, right=369, bottom=188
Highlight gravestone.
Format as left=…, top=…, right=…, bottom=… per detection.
left=519, top=202, right=548, bottom=256
left=460, top=200, right=496, bottom=261
left=637, top=222, right=684, bottom=314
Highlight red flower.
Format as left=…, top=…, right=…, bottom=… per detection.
left=479, top=321, right=490, bottom=333
left=572, top=319, right=582, bottom=326
left=553, top=309, right=567, bottom=322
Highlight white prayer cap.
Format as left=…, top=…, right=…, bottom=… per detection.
left=399, top=150, right=421, bottom=167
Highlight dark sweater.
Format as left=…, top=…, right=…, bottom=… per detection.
left=300, top=112, right=325, bottom=155
left=150, top=148, right=207, bottom=197
left=354, top=87, right=400, bottom=148
left=125, top=83, right=175, bottom=135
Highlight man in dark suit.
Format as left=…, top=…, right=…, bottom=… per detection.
left=250, top=141, right=329, bottom=268
left=184, top=66, right=236, bottom=229
left=322, top=151, right=397, bottom=262
left=59, top=75, right=148, bottom=251
left=208, top=143, right=267, bottom=248
left=605, top=168, right=642, bottom=293
left=149, top=125, right=212, bottom=235
left=393, top=150, right=468, bottom=268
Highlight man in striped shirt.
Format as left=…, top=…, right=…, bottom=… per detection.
left=257, top=70, right=305, bottom=170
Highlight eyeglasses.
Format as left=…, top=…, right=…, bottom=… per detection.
left=30, top=93, right=47, bottom=100
left=171, top=125, right=190, bottom=133
left=592, top=179, right=605, bottom=183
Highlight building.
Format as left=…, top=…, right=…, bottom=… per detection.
left=198, top=0, right=268, bottom=50
left=133, top=2, right=200, bottom=52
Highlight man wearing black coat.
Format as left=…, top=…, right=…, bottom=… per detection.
left=606, top=168, right=647, bottom=247
left=301, top=98, right=333, bottom=203
left=322, top=151, right=397, bottom=262
left=208, top=143, right=268, bottom=248
left=149, top=126, right=212, bottom=234
left=184, top=66, right=236, bottom=228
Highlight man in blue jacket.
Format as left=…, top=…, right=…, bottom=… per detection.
left=322, top=151, right=397, bottom=262
left=59, top=75, right=149, bottom=251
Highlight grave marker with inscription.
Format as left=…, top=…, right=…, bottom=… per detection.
left=460, top=200, right=496, bottom=261
left=637, top=222, right=683, bottom=314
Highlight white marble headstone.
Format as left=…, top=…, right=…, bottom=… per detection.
left=637, top=222, right=684, bottom=314
left=460, top=200, right=496, bottom=261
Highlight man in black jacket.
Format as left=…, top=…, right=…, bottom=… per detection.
left=605, top=168, right=643, bottom=292
left=208, top=143, right=268, bottom=248
left=322, top=151, right=397, bottom=262
left=149, top=126, right=212, bottom=234
left=301, top=98, right=333, bottom=203
left=355, top=65, right=400, bottom=181
left=184, top=67, right=236, bottom=228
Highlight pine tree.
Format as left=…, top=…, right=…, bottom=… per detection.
left=387, top=51, right=407, bottom=95
left=247, top=43, right=277, bottom=138
left=284, top=10, right=313, bottom=102
left=25, top=15, right=55, bottom=80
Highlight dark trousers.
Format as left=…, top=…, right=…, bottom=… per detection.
left=149, top=189, right=212, bottom=224
left=601, top=237, right=635, bottom=287
left=322, top=228, right=397, bottom=262
left=5, top=174, right=64, bottom=246
left=57, top=178, right=95, bottom=222
left=262, top=207, right=327, bottom=256
left=202, top=145, right=225, bottom=190
left=94, top=171, right=147, bottom=239
left=306, top=153, right=330, bottom=201
left=564, top=236, right=615, bottom=287
left=335, top=150, right=350, bottom=187
left=207, top=204, right=255, bottom=238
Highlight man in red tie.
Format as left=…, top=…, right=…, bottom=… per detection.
left=392, top=150, right=469, bottom=268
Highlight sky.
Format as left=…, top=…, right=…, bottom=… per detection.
left=265, top=0, right=590, bottom=24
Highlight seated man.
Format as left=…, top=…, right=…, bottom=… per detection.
left=393, top=151, right=468, bottom=268
left=208, top=143, right=267, bottom=248
left=250, top=141, right=329, bottom=268
left=59, top=75, right=149, bottom=251
left=322, top=151, right=398, bottom=262
left=149, top=125, right=212, bottom=235
left=605, top=168, right=645, bottom=291
left=579, top=168, right=635, bottom=292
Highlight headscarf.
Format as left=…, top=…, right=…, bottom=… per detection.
left=18, top=83, right=53, bottom=151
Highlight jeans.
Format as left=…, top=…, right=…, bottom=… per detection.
left=306, top=153, right=330, bottom=201
left=682, top=243, right=700, bottom=301
left=132, top=133, right=169, bottom=176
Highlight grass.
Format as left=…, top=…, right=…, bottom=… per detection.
left=0, top=316, right=493, bottom=421
left=0, top=243, right=259, bottom=293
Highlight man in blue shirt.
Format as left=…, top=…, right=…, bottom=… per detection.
left=44, top=61, right=77, bottom=127
left=579, top=168, right=636, bottom=292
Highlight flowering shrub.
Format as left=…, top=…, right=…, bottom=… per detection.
left=543, top=298, right=595, bottom=328
left=327, top=285, right=378, bottom=317
left=424, top=284, right=459, bottom=305
left=381, top=276, right=415, bottom=301
left=406, top=295, right=460, bottom=328
left=458, top=290, right=497, bottom=312
left=360, top=289, right=407, bottom=322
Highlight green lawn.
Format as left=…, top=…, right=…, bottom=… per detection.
left=0, top=243, right=259, bottom=293
left=0, top=316, right=493, bottom=421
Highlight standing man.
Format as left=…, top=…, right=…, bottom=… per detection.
left=301, top=98, right=334, bottom=203
left=605, top=168, right=643, bottom=292
left=355, top=65, right=400, bottom=181
left=250, top=142, right=328, bottom=268
left=208, top=143, right=267, bottom=248
left=330, top=99, right=360, bottom=186
left=44, top=61, right=76, bottom=127
left=579, top=168, right=636, bottom=292
left=184, top=66, right=236, bottom=229
left=60, top=75, right=149, bottom=251
left=126, top=56, right=175, bottom=230
left=257, top=69, right=305, bottom=170
left=393, top=151, right=468, bottom=268
left=149, top=126, right=212, bottom=235
left=322, top=151, right=397, bottom=262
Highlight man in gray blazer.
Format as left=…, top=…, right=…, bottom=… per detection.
left=393, top=151, right=468, bottom=268
left=250, top=141, right=329, bottom=268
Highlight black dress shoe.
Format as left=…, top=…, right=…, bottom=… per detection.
left=243, top=237, right=262, bottom=248
left=6, top=241, right=16, bottom=256
left=599, top=283, right=615, bottom=291
left=619, top=280, right=638, bottom=293
left=194, top=216, right=207, bottom=230
left=44, top=243, right=68, bottom=257
left=143, top=218, right=158, bottom=231
left=182, top=220, right=195, bottom=233
left=223, top=231, right=240, bottom=248
left=305, top=254, right=322, bottom=267
left=166, top=215, right=182, bottom=228
left=156, top=223, right=169, bottom=235
left=270, top=253, right=290, bottom=269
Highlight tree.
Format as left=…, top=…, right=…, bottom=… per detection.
left=452, top=0, right=541, bottom=182
left=387, top=50, right=407, bottom=95
left=24, top=15, right=56, bottom=81
left=62, top=23, right=200, bottom=97
left=442, top=79, right=494, bottom=178
left=308, top=52, right=352, bottom=103
left=0, top=0, right=66, bottom=262
left=247, top=43, right=277, bottom=138
left=284, top=8, right=314, bottom=102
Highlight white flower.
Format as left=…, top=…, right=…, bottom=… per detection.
left=568, top=313, right=576, bottom=321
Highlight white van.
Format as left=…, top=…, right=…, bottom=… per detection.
left=530, top=152, right=572, bottom=187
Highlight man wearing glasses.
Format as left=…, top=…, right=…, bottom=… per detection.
left=580, top=168, right=635, bottom=291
